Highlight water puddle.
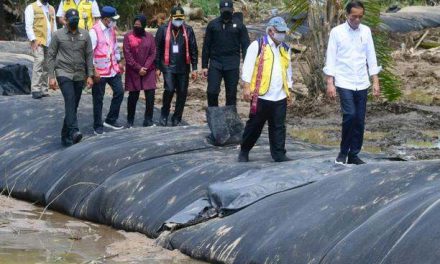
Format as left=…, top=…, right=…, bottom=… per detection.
left=0, top=195, right=202, bottom=263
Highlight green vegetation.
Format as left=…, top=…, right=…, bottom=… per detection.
left=191, top=0, right=219, bottom=16
left=286, top=0, right=402, bottom=101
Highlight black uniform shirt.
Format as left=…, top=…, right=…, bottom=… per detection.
left=202, top=16, right=250, bottom=71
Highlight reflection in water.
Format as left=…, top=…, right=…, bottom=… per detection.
left=0, top=196, right=203, bottom=263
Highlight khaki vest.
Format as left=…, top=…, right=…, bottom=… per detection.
left=63, top=0, right=94, bottom=30
left=250, top=36, right=290, bottom=97
left=32, top=2, right=55, bottom=47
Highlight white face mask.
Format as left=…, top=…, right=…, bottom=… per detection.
left=273, top=32, right=286, bottom=43
left=172, top=20, right=184, bottom=28
left=108, top=21, right=116, bottom=28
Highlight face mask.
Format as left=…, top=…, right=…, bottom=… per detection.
left=221, top=11, right=232, bottom=21
left=41, top=0, right=49, bottom=5
left=106, top=20, right=116, bottom=28
left=273, top=32, right=286, bottom=43
left=133, top=26, right=144, bottom=36
left=68, top=17, right=79, bottom=30
left=172, top=19, right=184, bottom=28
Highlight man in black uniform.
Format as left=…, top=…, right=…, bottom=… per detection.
left=155, top=5, right=198, bottom=126
left=202, top=0, right=250, bottom=107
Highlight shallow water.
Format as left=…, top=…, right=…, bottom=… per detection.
left=0, top=196, right=202, bottom=264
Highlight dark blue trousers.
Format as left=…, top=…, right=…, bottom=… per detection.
left=57, top=76, right=83, bottom=141
left=92, top=74, right=124, bottom=129
left=337, top=87, right=368, bottom=157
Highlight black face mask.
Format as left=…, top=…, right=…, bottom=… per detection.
left=68, top=17, right=79, bottom=30
left=133, top=26, right=145, bottom=36
left=221, top=11, right=232, bottom=21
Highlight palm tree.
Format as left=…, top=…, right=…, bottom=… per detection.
left=286, top=0, right=401, bottom=101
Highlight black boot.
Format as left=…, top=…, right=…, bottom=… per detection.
left=171, top=117, right=181, bottom=127
left=32, top=92, right=43, bottom=99
left=143, top=119, right=154, bottom=127
left=238, top=150, right=249, bottom=162
left=274, top=156, right=292, bottom=162
left=159, top=115, right=168, bottom=126
left=72, top=131, right=83, bottom=144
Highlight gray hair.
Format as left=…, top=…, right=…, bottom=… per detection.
left=266, top=26, right=275, bottom=34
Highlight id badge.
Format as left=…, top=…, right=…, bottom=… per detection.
left=172, top=44, right=179, bottom=54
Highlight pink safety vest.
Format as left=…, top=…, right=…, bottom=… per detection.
left=93, top=24, right=120, bottom=76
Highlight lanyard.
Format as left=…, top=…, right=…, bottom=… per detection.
left=172, top=29, right=180, bottom=44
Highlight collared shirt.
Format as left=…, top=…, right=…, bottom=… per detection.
left=56, top=0, right=101, bottom=18
left=202, top=16, right=250, bottom=70
left=323, top=22, right=382, bottom=91
left=242, top=36, right=293, bottom=102
left=89, top=21, right=121, bottom=77
left=24, top=0, right=57, bottom=45
left=48, top=27, right=94, bottom=81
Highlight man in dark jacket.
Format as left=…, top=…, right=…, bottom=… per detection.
left=202, top=0, right=250, bottom=107
left=155, top=5, right=198, bottom=126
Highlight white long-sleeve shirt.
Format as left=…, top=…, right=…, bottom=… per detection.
left=323, top=22, right=382, bottom=91
left=242, top=36, right=293, bottom=102
left=25, top=0, right=57, bottom=45
left=89, top=21, right=121, bottom=78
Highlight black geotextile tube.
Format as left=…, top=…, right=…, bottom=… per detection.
left=3, top=96, right=440, bottom=263
left=0, top=64, right=31, bottom=95
left=163, top=161, right=440, bottom=264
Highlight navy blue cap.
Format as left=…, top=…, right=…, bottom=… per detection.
left=101, top=6, right=120, bottom=20
left=219, top=0, right=233, bottom=11
left=65, top=8, right=79, bottom=19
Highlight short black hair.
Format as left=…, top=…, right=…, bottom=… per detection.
left=345, top=1, right=365, bottom=14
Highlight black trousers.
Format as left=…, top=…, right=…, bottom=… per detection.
left=92, top=74, right=124, bottom=129
left=207, top=67, right=239, bottom=107
left=337, top=87, right=368, bottom=157
left=241, top=98, right=287, bottom=161
left=57, top=76, right=83, bottom=141
left=127, top=90, right=155, bottom=124
left=161, top=72, right=189, bottom=122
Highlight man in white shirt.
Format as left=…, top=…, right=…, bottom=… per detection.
left=323, top=0, right=381, bottom=165
left=89, top=6, right=125, bottom=134
left=25, top=0, right=57, bottom=99
left=239, top=17, right=293, bottom=162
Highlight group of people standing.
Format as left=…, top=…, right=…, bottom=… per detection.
left=24, top=0, right=381, bottom=165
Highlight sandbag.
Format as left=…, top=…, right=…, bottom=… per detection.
left=206, top=106, right=243, bottom=146
left=0, top=64, right=31, bottom=95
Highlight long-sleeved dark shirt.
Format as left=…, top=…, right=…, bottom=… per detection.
left=202, top=16, right=250, bottom=71
left=48, top=27, right=94, bottom=81
left=155, top=23, right=198, bottom=74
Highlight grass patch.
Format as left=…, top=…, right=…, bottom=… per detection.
left=404, top=90, right=433, bottom=105
left=364, top=131, right=388, bottom=141
left=191, top=0, right=219, bottom=16
left=406, top=140, right=436, bottom=148
left=289, top=126, right=339, bottom=146
left=363, top=145, right=383, bottom=154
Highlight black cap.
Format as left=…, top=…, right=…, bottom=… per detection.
left=219, top=0, right=233, bottom=11
left=171, top=5, right=185, bottom=18
left=65, top=8, right=79, bottom=19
